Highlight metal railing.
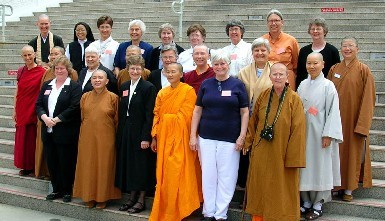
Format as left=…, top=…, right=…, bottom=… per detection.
left=171, top=0, right=184, bottom=42
left=0, top=4, right=13, bottom=42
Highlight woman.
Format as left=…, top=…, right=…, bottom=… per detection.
left=35, top=56, right=81, bottom=203
left=73, top=69, right=121, bottom=209
left=13, top=45, right=46, bottom=176
left=298, top=52, right=343, bottom=220
left=149, top=23, right=184, bottom=71
left=35, top=46, right=78, bottom=179
left=65, top=22, right=95, bottom=74
left=237, top=37, right=273, bottom=189
left=113, top=19, right=153, bottom=75
left=262, top=9, right=299, bottom=89
left=115, top=55, right=156, bottom=213
left=327, top=37, right=375, bottom=202
left=178, top=23, right=209, bottom=73
left=183, top=44, right=214, bottom=94
left=190, top=51, right=249, bottom=221
left=222, top=19, right=252, bottom=77
left=88, top=15, right=119, bottom=71
left=149, top=62, right=201, bottom=221
left=296, top=18, right=340, bottom=90
left=243, top=63, right=306, bottom=221
left=78, top=45, right=118, bottom=94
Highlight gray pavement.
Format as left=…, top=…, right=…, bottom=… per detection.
left=0, top=203, right=84, bottom=221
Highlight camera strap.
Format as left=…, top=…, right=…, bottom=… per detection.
left=263, top=86, right=288, bottom=130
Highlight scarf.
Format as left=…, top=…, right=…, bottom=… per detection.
left=36, top=31, right=54, bottom=64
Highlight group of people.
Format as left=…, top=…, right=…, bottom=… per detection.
left=12, top=8, right=375, bottom=221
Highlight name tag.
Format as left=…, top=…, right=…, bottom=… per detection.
left=221, top=90, right=231, bottom=96
left=105, top=49, right=112, bottom=55
left=141, top=49, right=145, bottom=54
left=122, top=90, right=129, bottom=97
left=308, top=106, right=318, bottom=116
left=334, top=73, right=341, bottom=78
left=277, top=47, right=285, bottom=54
left=44, top=90, right=51, bottom=95
left=230, top=53, right=237, bottom=60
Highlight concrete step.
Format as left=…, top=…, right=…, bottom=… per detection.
left=375, top=81, right=385, bottom=92
left=0, top=85, right=15, bottom=95
left=377, top=92, right=385, bottom=103
left=373, top=71, right=385, bottom=81
left=0, top=152, right=15, bottom=170
left=371, top=117, right=385, bottom=131
left=0, top=127, right=15, bottom=141
left=354, top=179, right=385, bottom=200
left=0, top=104, right=13, bottom=116
left=370, top=130, right=385, bottom=146
left=0, top=115, right=14, bottom=128
left=324, top=197, right=385, bottom=220
left=0, top=77, right=16, bottom=86
left=0, top=139, right=13, bottom=155
left=372, top=161, right=385, bottom=180
left=371, top=145, right=385, bottom=162
left=0, top=167, right=50, bottom=192
left=0, top=95, right=14, bottom=105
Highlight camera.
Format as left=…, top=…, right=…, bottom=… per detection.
left=260, top=126, right=274, bottom=141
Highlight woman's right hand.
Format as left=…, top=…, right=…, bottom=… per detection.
left=150, top=137, right=157, bottom=152
left=12, top=110, right=17, bottom=123
left=189, top=135, right=198, bottom=151
left=42, top=114, right=56, bottom=128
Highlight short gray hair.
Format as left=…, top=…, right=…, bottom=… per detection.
left=308, top=17, right=328, bottom=37
left=158, top=23, right=175, bottom=38
left=267, top=9, right=283, bottom=21
left=85, top=45, right=100, bottom=55
left=193, top=44, right=209, bottom=54
left=341, top=36, right=359, bottom=47
left=128, top=19, right=146, bottom=34
left=126, top=45, right=141, bottom=54
left=251, top=38, right=271, bottom=52
left=211, top=49, right=231, bottom=65
left=161, top=45, right=178, bottom=59
left=225, top=19, right=245, bottom=37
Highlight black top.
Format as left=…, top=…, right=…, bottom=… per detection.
left=28, top=33, right=64, bottom=63
left=77, top=64, right=118, bottom=95
left=68, top=40, right=92, bottom=74
left=296, top=42, right=340, bottom=90
left=148, top=44, right=185, bottom=71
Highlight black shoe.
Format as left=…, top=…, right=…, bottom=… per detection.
left=63, top=194, right=72, bottom=203
left=46, top=192, right=62, bottom=200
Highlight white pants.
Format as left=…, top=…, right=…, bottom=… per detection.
left=198, top=136, right=240, bottom=220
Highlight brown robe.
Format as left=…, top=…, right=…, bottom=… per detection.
left=328, top=57, right=375, bottom=190
left=35, top=68, right=78, bottom=178
left=73, top=88, right=121, bottom=202
left=244, top=87, right=306, bottom=221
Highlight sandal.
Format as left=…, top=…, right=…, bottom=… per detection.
left=19, top=169, right=33, bottom=176
left=342, top=194, right=353, bottom=202
left=119, top=199, right=136, bottom=211
left=305, top=208, right=323, bottom=220
left=300, top=206, right=311, bottom=216
left=127, top=202, right=145, bottom=214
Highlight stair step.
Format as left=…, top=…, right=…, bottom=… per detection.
left=354, top=179, right=385, bottom=200
left=0, top=86, right=16, bottom=95
left=371, top=117, right=385, bottom=131
left=0, top=95, right=15, bottom=106
left=372, top=161, right=385, bottom=180
left=371, top=145, right=385, bottom=162
left=0, top=127, right=15, bottom=140
left=0, top=105, right=13, bottom=116
left=0, top=167, right=49, bottom=192
left=324, top=197, right=385, bottom=220
left=0, top=115, right=14, bottom=128
left=0, top=152, right=15, bottom=169
left=0, top=138, right=13, bottom=155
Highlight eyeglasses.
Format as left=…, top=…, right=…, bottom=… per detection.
left=75, top=29, right=86, bottom=33
left=268, top=19, right=281, bottom=24
left=229, top=27, right=241, bottom=32
left=162, top=56, right=176, bottom=60
left=310, top=27, right=323, bottom=32
left=217, top=81, right=222, bottom=92
left=341, top=44, right=357, bottom=49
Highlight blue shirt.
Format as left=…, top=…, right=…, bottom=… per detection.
left=196, top=77, right=249, bottom=143
left=113, top=41, right=153, bottom=70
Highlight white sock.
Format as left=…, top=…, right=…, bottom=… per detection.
left=313, top=201, right=322, bottom=211
left=303, top=201, right=312, bottom=209
left=344, top=189, right=352, bottom=195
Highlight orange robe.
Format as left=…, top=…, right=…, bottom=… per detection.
left=73, top=88, right=121, bottom=202
left=328, top=58, right=375, bottom=190
left=117, top=68, right=150, bottom=90
left=244, top=88, right=306, bottom=221
left=262, top=32, right=299, bottom=89
left=35, top=68, right=78, bottom=178
left=149, top=83, right=201, bottom=221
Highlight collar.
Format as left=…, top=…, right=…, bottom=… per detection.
left=40, top=33, right=49, bottom=40
left=100, top=36, right=113, bottom=44
left=49, top=77, right=71, bottom=86
left=131, top=76, right=141, bottom=86
left=230, top=39, right=245, bottom=48
left=78, top=39, right=87, bottom=44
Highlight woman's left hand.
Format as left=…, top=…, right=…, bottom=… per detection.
left=236, top=135, right=245, bottom=151
left=141, top=141, right=150, bottom=149
left=322, top=137, right=332, bottom=148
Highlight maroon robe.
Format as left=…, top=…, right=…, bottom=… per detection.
left=184, top=66, right=215, bottom=94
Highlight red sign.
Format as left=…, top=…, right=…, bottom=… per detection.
left=321, top=7, right=344, bottom=13
left=8, top=70, right=18, bottom=76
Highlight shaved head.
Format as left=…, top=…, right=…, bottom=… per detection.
left=21, top=45, right=34, bottom=54
left=307, top=52, right=324, bottom=61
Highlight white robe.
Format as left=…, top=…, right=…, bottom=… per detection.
left=298, top=73, right=343, bottom=191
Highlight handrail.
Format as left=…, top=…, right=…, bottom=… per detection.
left=171, top=0, right=184, bottom=42
left=0, top=4, right=13, bottom=42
